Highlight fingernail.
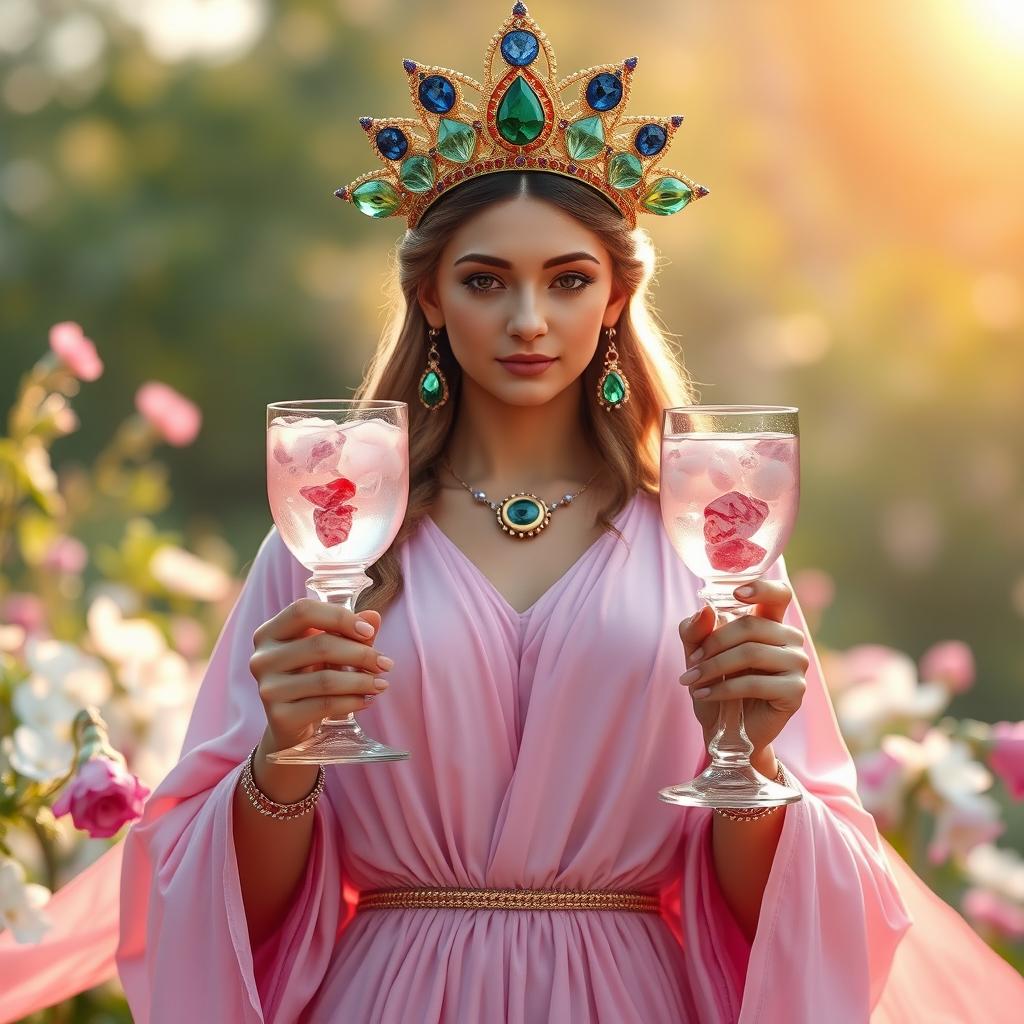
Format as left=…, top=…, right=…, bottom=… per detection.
left=355, top=620, right=375, bottom=637
left=377, top=655, right=394, bottom=670
left=374, top=678, right=390, bottom=690
left=735, top=585, right=755, bottom=598
left=681, top=667, right=701, bottom=684
left=691, top=647, right=704, bottom=663
left=693, top=687, right=711, bottom=698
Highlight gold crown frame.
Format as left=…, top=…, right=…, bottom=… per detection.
left=334, top=1, right=709, bottom=229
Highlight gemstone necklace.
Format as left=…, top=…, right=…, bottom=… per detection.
left=441, top=458, right=602, bottom=540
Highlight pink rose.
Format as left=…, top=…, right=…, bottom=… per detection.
left=52, top=756, right=150, bottom=838
left=989, top=721, right=1024, bottom=800
left=48, top=322, right=103, bottom=382
left=919, top=640, right=975, bottom=694
left=134, top=381, right=202, bottom=446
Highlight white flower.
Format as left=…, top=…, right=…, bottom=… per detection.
left=8, top=725, right=75, bottom=783
left=833, top=645, right=951, bottom=749
left=24, top=637, right=112, bottom=707
left=928, top=793, right=1005, bottom=866
left=12, top=675, right=77, bottom=734
left=882, top=730, right=993, bottom=803
left=87, top=595, right=166, bottom=667
left=0, top=858, right=53, bottom=944
left=964, top=844, right=1024, bottom=904
left=150, top=545, right=231, bottom=602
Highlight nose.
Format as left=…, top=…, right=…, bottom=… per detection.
left=507, top=290, right=548, bottom=343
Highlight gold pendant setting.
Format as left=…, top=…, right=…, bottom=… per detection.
left=497, top=492, right=551, bottom=539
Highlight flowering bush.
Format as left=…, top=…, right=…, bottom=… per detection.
left=793, top=569, right=1024, bottom=968
left=0, top=325, right=235, bottom=958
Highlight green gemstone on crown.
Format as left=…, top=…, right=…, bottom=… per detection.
left=641, top=176, right=693, bottom=216
left=400, top=155, right=436, bottom=193
left=601, top=370, right=626, bottom=405
left=566, top=115, right=605, bottom=161
left=437, top=119, right=477, bottom=163
left=351, top=179, right=402, bottom=218
left=419, top=369, right=444, bottom=407
left=608, top=152, right=643, bottom=190
left=496, top=76, right=545, bottom=145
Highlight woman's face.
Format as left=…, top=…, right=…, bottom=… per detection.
left=417, top=194, right=627, bottom=408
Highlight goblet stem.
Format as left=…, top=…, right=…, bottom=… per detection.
left=264, top=568, right=410, bottom=765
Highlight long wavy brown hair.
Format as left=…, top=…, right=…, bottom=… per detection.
left=353, top=171, right=698, bottom=612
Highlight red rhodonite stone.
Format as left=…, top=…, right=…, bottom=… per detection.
left=706, top=536, right=767, bottom=573
left=703, top=490, right=769, bottom=544
left=299, top=477, right=357, bottom=509
left=312, top=505, right=355, bottom=548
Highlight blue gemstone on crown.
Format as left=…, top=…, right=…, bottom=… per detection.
left=624, top=56, right=638, bottom=70
left=403, top=60, right=417, bottom=74
left=513, top=1, right=528, bottom=15
left=376, top=127, right=409, bottom=161
left=635, top=123, right=667, bottom=157
left=586, top=73, right=623, bottom=112
left=419, top=75, right=456, bottom=114
left=501, top=30, right=539, bottom=66
left=671, top=114, right=684, bottom=127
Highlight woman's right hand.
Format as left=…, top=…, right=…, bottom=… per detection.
left=249, top=598, right=393, bottom=752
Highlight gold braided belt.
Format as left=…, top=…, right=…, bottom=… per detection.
left=357, top=887, right=661, bottom=914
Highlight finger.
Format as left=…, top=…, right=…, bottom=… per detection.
left=257, top=598, right=378, bottom=645
left=691, top=672, right=806, bottom=703
left=732, top=579, right=793, bottom=623
left=259, top=631, right=392, bottom=676
left=679, top=605, right=715, bottom=658
left=262, top=667, right=389, bottom=705
left=681, top=641, right=808, bottom=689
left=268, top=691, right=385, bottom=734
left=691, top=614, right=805, bottom=664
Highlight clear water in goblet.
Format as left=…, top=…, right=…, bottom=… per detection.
left=267, top=415, right=409, bottom=569
left=660, top=431, right=799, bottom=578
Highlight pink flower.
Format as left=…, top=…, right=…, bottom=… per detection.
left=961, top=887, right=1024, bottom=943
left=43, top=535, right=88, bottom=575
left=919, top=640, right=975, bottom=694
left=51, top=756, right=150, bottom=838
left=989, top=721, right=1024, bottom=800
left=854, top=748, right=907, bottom=830
left=134, top=381, right=202, bottom=446
left=0, top=593, right=46, bottom=635
left=48, top=322, right=103, bottom=382
left=791, top=568, right=835, bottom=614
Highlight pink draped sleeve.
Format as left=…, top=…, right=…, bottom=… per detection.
left=672, top=555, right=915, bottom=1023
left=116, top=527, right=356, bottom=1023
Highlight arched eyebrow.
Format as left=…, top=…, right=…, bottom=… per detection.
left=453, top=251, right=600, bottom=269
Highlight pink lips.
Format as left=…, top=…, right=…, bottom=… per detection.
left=497, top=356, right=557, bottom=377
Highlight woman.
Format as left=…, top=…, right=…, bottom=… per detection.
left=4, top=5, right=1020, bottom=1023
left=114, top=168, right=908, bottom=1023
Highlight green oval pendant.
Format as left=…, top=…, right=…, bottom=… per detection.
left=498, top=493, right=549, bottom=537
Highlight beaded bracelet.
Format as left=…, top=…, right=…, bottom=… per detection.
left=713, top=760, right=790, bottom=822
left=239, top=744, right=326, bottom=821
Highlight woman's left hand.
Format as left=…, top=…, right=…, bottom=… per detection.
left=678, top=579, right=809, bottom=757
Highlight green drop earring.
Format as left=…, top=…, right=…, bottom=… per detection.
left=419, top=326, right=450, bottom=411
left=597, top=326, right=630, bottom=411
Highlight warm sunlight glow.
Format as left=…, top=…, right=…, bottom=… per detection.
left=963, top=0, right=1024, bottom=49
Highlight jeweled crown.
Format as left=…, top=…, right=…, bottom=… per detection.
left=334, top=1, right=709, bottom=229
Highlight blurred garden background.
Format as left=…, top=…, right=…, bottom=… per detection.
left=1, top=0, right=1023, bottom=1019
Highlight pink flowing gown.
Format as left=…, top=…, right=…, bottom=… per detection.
left=2, top=490, right=1022, bottom=1022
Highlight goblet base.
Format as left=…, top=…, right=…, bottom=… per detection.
left=658, top=760, right=802, bottom=809
left=266, top=717, right=410, bottom=766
